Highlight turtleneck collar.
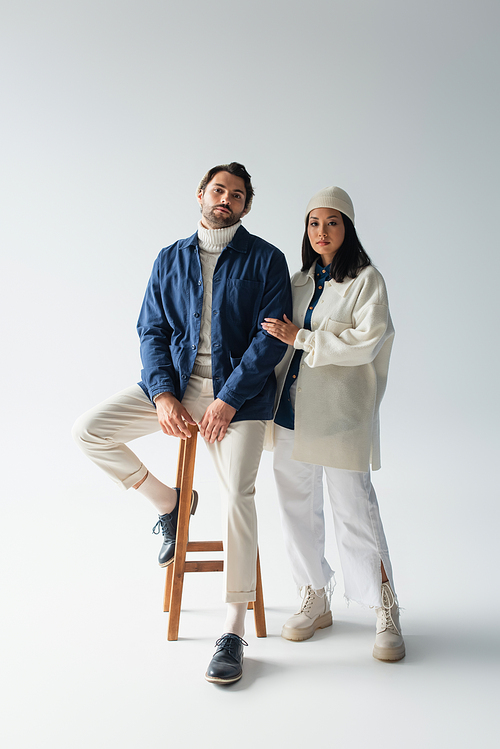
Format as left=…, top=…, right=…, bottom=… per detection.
left=197, top=220, right=241, bottom=252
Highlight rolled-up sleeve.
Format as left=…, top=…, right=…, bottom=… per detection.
left=295, top=303, right=392, bottom=368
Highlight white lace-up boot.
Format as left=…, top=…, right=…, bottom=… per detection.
left=281, top=585, right=333, bottom=641
left=373, top=581, right=405, bottom=661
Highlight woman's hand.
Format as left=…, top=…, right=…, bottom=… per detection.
left=261, top=314, right=300, bottom=345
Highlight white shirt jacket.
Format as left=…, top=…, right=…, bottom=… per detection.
left=270, top=263, right=395, bottom=472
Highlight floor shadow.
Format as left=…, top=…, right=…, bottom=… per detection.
left=331, top=617, right=373, bottom=636
left=402, top=630, right=500, bottom=666
left=207, top=656, right=282, bottom=690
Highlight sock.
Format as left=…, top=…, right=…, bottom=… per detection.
left=135, top=472, right=177, bottom=515
left=223, top=602, right=247, bottom=639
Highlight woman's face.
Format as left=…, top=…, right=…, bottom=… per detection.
left=307, top=207, right=345, bottom=265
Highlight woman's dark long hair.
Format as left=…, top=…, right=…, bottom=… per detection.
left=301, top=213, right=371, bottom=283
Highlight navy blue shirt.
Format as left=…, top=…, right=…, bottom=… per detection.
left=274, top=259, right=330, bottom=430
left=137, top=225, right=292, bottom=422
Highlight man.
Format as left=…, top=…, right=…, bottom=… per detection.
left=73, top=162, right=292, bottom=684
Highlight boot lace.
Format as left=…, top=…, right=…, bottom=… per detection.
left=300, top=586, right=318, bottom=614
left=299, top=582, right=333, bottom=614
left=377, top=583, right=399, bottom=633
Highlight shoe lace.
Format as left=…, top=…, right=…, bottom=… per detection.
left=214, top=634, right=248, bottom=657
left=151, top=516, right=169, bottom=537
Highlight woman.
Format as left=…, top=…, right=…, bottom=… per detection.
left=262, top=186, right=405, bottom=661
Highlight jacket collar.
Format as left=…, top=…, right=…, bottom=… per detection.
left=179, top=225, right=249, bottom=253
left=227, top=224, right=249, bottom=253
left=293, top=262, right=358, bottom=297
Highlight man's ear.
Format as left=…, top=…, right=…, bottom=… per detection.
left=196, top=189, right=204, bottom=207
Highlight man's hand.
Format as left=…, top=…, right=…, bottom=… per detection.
left=155, top=393, right=196, bottom=439
left=199, top=398, right=237, bottom=443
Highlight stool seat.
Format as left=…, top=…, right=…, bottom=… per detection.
left=163, top=423, right=267, bottom=640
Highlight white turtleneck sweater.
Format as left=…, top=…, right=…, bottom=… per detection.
left=191, top=220, right=241, bottom=378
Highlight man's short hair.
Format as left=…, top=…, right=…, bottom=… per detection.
left=197, top=162, right=254, bottom=211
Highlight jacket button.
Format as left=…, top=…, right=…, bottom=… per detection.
left=182, top=374, right=188, bottom=380
left=194, top=312, right=200, bottom=318
left=213, top=310, right=218, bottom=316
left=191, top=345, right=196, bottom=350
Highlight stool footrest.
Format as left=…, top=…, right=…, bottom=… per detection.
left=187, top=541, right=223, bottom=552
left=184, top=560, right=224, bottom=573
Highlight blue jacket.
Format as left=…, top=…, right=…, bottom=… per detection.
left=137, top=225, right=292, bottom=422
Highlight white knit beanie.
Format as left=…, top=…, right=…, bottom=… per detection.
left=305, top=186, right=355, bottom=225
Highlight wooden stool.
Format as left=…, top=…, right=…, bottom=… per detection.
left=163, top=422, right=267, bottom=641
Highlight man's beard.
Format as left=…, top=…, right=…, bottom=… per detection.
left=202, top=204, right=242, bottom=229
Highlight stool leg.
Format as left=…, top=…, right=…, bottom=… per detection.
left=167, top=423, right=198, bottom=641
left=163, top=435, right=186, bottom=612
left=163, top=564, right=173, bottom=612
left=252, top=550, right=267, bottom=637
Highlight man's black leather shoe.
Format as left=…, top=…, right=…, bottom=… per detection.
left=205, top=633, right=248, bottom=684
left=152, top=489, right=198, bottom=567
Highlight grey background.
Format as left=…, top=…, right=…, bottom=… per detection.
left=1, top=1, right=499, bottom=747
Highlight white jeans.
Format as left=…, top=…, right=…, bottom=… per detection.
left=72, top=376, right=266, bottom=603
left=273, top=424, right=395, bottom=608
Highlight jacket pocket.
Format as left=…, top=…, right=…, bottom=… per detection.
left=323, top=318, right=352, bottom=335
left=225, top=279, right=264, bottom=323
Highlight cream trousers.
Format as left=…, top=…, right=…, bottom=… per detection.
left=273, top=424, right=395, bottom=608
left=72, top=376, right=266, bottom=603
